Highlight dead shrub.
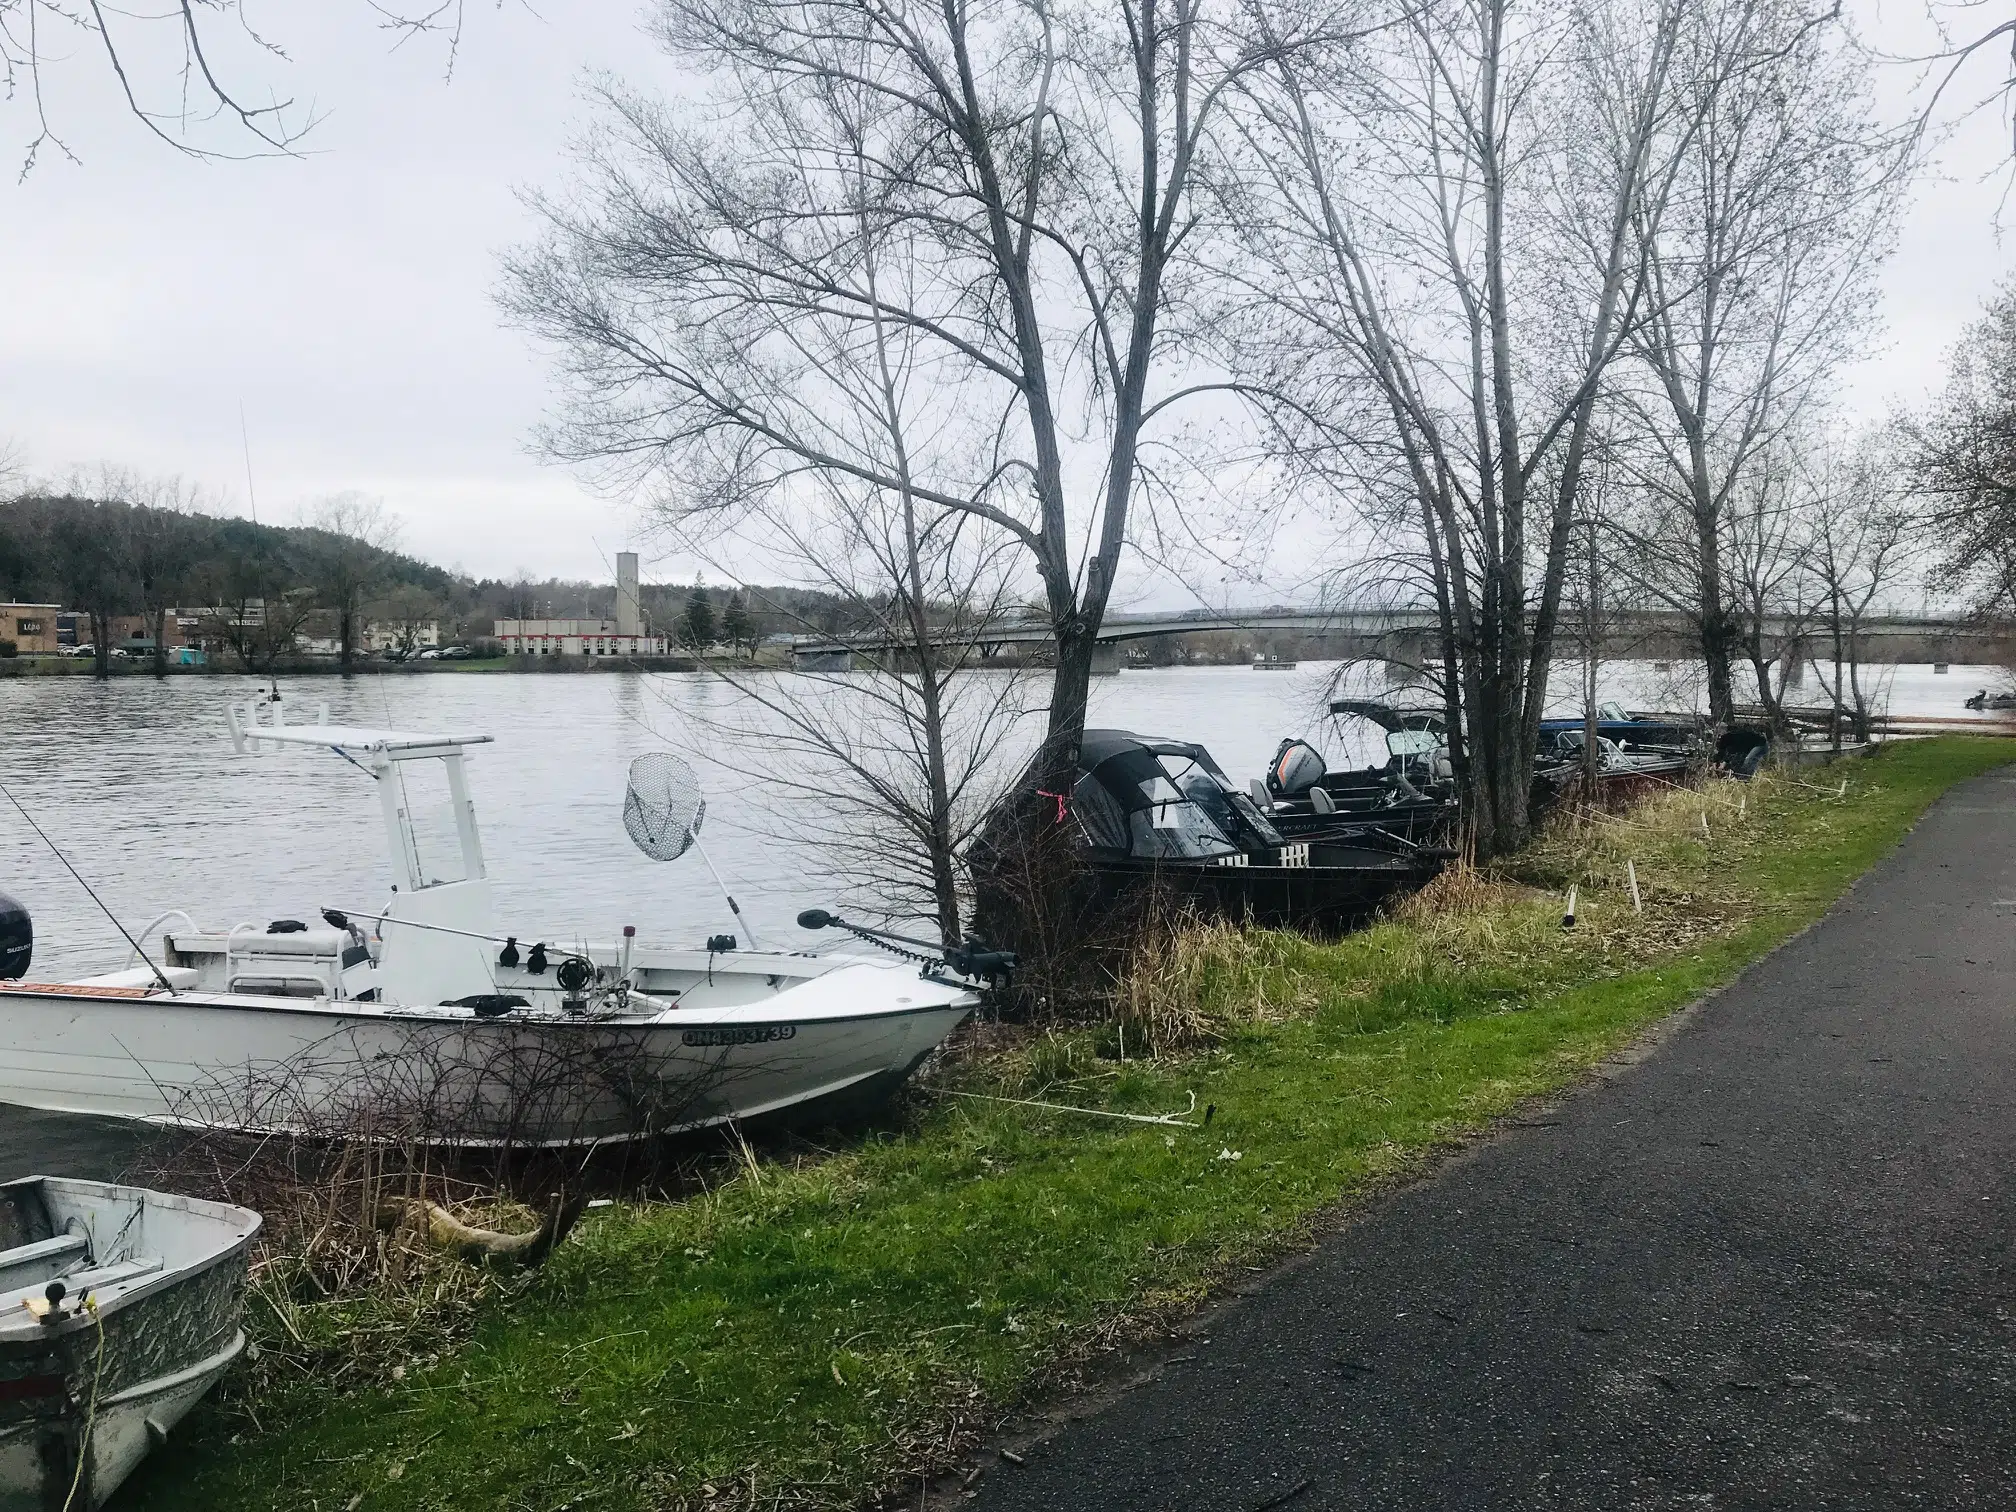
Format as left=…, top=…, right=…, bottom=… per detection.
left=1110, top=912, right=1314, bottom=1055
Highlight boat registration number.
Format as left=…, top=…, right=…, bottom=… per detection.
left=682, top=1025, right=797, bottom=1047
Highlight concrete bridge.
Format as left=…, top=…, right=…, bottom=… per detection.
left=790, top=606, right=2011, bottom=672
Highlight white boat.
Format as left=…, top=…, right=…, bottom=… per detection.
left=0, top=1175, right=260, bottom=1511
left=0, top=704, right=980, bottom=1146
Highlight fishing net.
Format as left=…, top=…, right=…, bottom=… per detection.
left=624, top=753, right=706, bottom=862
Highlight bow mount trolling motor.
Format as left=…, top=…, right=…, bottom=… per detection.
left=794, top=909, right=1015, bottom=986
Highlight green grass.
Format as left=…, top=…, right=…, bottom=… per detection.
left=128, top=737, right=2014, bottom=1512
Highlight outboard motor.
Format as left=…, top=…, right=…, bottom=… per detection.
left=0, top=891, right=30, bottom=980
left=1717, top=728, right=1770, bottom=780
left=1267, top=738, right=1327, bottom=798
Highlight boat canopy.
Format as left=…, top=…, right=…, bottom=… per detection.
left=1325, top=699, right=1447, bottom=734
left=1071, top=729, right=1285, bottom=862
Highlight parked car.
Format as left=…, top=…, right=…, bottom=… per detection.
left=415, top=648, right=441, bottom=661
left=436, top=644, right=472, bottom=660
left=60, top=644, right=93, bottom=657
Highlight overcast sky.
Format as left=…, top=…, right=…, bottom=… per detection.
left=1, top=0, right=2008, bottom=600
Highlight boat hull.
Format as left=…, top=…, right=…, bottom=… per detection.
left=1085, top=851, right=1440, bottom=931
left=1, top=1179, right=257, bottom=1512
left=0, top=972, right=971, bottom=1147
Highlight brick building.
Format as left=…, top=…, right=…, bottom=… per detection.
left=0, top=604, right=61, bottom=654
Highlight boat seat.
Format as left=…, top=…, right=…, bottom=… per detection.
left=0, top=1232, right=88, bottom=1291
left=1309, top=786, right=1336, bottom=815
left=228, top=973, right=330, bottom=999
left=0, top=1255, right=164, bottom=1312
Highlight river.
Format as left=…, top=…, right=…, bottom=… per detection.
left=1, top=658, right=2007, bottom=1177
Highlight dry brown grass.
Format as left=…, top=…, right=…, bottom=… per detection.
left=1109, top=912, right=1316, bottom=1054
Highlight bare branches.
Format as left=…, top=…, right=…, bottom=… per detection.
left=505, top=0, right=1302, bottom=767
left=1904, top=277, right=2016, bottom=613
left=1, top=0, right=469, bottom=173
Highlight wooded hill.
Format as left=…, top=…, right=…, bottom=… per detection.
left=0, top=494, right=877, bottom=670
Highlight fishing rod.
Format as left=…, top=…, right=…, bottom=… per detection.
left=0, top=777, right=176, bottom=994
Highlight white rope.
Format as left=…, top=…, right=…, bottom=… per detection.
left=935, top=1088, right=1201, bottom=1127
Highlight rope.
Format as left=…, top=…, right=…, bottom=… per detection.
left=60, top=1296, right=104, bottom=1512
left=933, top=1088, right=1202, bottom=1127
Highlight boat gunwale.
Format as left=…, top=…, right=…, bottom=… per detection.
left=0, top=1179, right=260, bottom=1347
left=0, top=974, right=978, bottom=1029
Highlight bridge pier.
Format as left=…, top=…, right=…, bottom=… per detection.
left=1090, top=644, right=1122, bottom=677
left=793, top=647, right=853, bottom=673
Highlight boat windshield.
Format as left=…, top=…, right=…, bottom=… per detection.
left=1075, top=738, right=1283, bottom=861
left=1160, top=755, right=1285, bottom=849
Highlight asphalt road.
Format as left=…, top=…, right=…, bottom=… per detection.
left=967, top=769, right=2016, bottom=1511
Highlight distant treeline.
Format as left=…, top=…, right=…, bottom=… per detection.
left=0, top=493, right=897, bottom=672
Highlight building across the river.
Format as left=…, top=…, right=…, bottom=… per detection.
left=495, top=551, right=674, bottom=657
left=1, top=604, right=61, bottom=654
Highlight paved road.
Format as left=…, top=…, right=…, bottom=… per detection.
left=968, top=769, right=2016, bottom=1511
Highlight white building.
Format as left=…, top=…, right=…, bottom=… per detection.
left=497, top=552, right=673, bottom=657
left=363, top=620, right=442, bottom=653
left=494, top=618, right=673, bottom=657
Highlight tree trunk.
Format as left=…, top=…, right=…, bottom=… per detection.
left=1045, top=626, right=1097, bottom=784
left=90, top=610, right=111, bottom=680
left=340, top=605, right=356, bottom=676
left=151, top=605, right=169, bottom=678
left=1694, top=495, right=1736, bottom=727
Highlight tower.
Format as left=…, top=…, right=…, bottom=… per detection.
left=615, top=552, right=642, bottom=637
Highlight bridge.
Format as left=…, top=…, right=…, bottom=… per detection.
left=791, top=606, right=2012, bottom=671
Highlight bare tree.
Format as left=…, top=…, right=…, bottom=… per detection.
left=1231, top=0, right=1695, bottom=853
left=65, top=464, right=215, bottom=675
left=370, top=582, right=447, bottom=662
left=303, top=492, right=401, bottom=674
left=195, top=523, right=309, bottom=674
left=1609, top=0, right=1900, bottom=727
left=47, top=499, right=128, bottom=677
left=636, top=93, right=1040, bottom=949
left=1720, top=438, right=1817, bottom=736
left=1905, top=278, right=2016, bottom=612
left=0, top=2, right=472, bottom=172
left=503, top=0, right=1312, bottom=785
left=1803, top=431, right=1921, bottom=745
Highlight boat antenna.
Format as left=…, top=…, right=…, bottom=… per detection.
left=239, top=399, right=259, bottom=525
left=0, top=777, right=176, bottom=993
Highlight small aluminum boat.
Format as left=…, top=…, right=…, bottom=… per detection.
left=0, top=1176, right=259, bottom=1511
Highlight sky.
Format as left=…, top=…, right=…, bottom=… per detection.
left=0, top=0, right=2009, bottom=600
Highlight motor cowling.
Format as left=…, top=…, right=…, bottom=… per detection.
left=0, top=891, right=30, bottom=980
left=1268, top=738, right=1327, bottom=797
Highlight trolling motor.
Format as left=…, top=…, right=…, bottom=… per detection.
left=795, top=909, right=1016, bottom=985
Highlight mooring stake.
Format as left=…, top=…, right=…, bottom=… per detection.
left=1562, top=885, right=1578, bottom=929
left=1627, top=859, right=1642, bottom=915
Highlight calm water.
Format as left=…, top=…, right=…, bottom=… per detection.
left=0, top=659, right=2004, bottom=1176
left=1, top=660, right=2005, bottom=978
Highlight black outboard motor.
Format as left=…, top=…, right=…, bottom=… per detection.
left=0, top=891, right=30, bottom=980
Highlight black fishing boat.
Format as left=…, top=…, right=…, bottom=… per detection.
left=1256, top=701, right=1459, bottom=844
left=974, top=730, right=1446, bottom=937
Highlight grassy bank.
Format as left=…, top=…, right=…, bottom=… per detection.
left=130, top=738, right=2014, bottom=1512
